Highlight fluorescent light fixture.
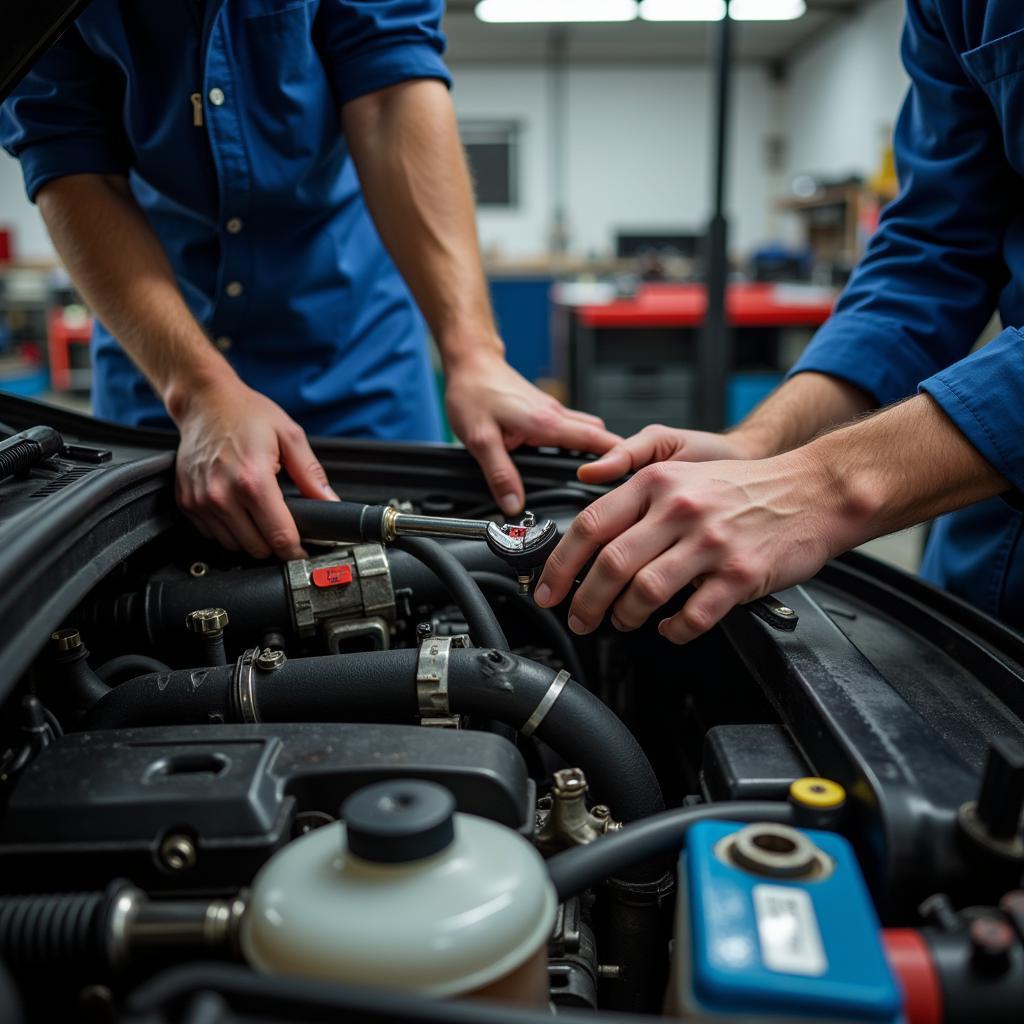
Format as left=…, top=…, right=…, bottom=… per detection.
left=475, top=0, right=639, bottom=23
left=639, top=0, right=806, bottom=20
left=639, top=0, right=725, bottom=19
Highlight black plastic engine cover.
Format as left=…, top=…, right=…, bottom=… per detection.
left=700, top=724, right=809, bottom=802
left=0, top=723, right=533, bottom=892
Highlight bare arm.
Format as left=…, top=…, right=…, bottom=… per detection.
left=537, top=393, right=1006, bottom=643
left=342, top=80, right=619, bottom=514
left=37, top=174, right=335, bottom=560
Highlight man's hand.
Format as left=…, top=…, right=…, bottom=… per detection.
left=535, top=451, right=840, bottom=643
left=535, top=394, right=1009, bottom=645
left=174, top=379, right=338, bottom=561
left=444, top=353, right=621, bottom=515
left=578, top=423, right=761, bottom=484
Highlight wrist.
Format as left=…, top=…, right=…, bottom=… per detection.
left=437, top=326, right=505, bottom=374
left=726, top=423, right=781, bottom=461
left=163, top=356, right=241, bottom=425
left=787, top=433, right=887, bottom=555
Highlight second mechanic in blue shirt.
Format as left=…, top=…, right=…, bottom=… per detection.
left=535, top=0, right=1024, bottom=641
left=0, top=0, right=618, bottom=560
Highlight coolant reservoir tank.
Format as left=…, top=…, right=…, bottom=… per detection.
left=242, top=779, right=557, bottom=1004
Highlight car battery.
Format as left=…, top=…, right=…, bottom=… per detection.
left=669, top=820, right=902, bottom=1022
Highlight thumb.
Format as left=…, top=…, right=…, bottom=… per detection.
left=278, top=426, right=339, bottom=501
left=466, top=427, right=524, bottom=516
left=577, top=446, right=633, bottom=483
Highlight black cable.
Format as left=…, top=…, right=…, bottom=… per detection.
left=96, top=655, right=172, bottom=686
left=470, top=571, right=587, bottom=686
left=391, top=536, right=508, bottom=651
left=546, top=799, right=796, bottom=901
left=458, top=486, right=595, bottom=520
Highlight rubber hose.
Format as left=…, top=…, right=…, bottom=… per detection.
left=78, top=650, right=660, bottom=823
left=96, top=655, right=172, bottom=685
left=470, top=571, right=587, bottom=686
left=0, top=889, right=110, bottom=972
left=391, top=536, right=508, bottom=651
left=547, top=800, right=796, bottom=900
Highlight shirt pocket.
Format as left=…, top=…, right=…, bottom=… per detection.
left=961, top=28, right=1024, bottom=174
left=244, top=1, right=318, bottom=83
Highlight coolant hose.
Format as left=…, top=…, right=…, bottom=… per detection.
left=546, top=800, right=796, bottom=900
left=391, top=536, right=508, bottom=651
left=78, top=649, right=662, bottom=823
left=96, top=655, right=172, bottom=686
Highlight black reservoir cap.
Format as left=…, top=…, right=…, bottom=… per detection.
left=342, top=780, right=456, bottom=864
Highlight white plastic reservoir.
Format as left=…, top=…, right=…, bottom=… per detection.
left=242, top=779, right=558, bottom=1005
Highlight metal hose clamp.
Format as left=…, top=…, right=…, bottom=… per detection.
left=233, top=647, right=260, bottom=724
left=416, top=634, right=470, bottom=725
left=521, top=669, right=571, bottom=738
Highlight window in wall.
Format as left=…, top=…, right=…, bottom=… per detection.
left=460, top=121, right=520, bottom=208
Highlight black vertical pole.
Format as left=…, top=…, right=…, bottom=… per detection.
left=548, top=27, right=570, bottom=254
left=698, top=1, right=734, bottom=430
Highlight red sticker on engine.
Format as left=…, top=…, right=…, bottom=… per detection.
left=311, top=564, right=353, bottom=588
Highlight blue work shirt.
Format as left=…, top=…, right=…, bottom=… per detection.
left=0, top=0, right=448, bottom=442
left=790, top=1, right=1024, bottom=629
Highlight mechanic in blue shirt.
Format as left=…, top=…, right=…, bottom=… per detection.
left=0, top=0, right=617, bottom=561
left=536, top=0, right=1024, bottom=640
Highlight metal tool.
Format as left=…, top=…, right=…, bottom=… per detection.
left=286, top=498, right=559, bottom=593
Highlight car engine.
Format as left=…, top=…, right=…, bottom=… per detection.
left=0, top=401, right=1023, bottom=1024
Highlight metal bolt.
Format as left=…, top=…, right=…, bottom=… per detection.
left=553, top=767, right=588, bottom=796
left=517, top=571, right=533, bottom=594
left=416, top=622, right=433, bottom=642
left=776, top=606, right=796, bottom=618
left=159, top=834, right=197, bottom=872
left=592, top=804, right=610, bottom=820
left=185, top=608, right=229, bottom=635
left=50, top=628, right=83, bottom=653
left=189, top=561, right=209, bottom=578
left=597, top=964, right=622, bottom=980
left=255, top=648, right=286, bottom=671
left=522, top=510, right=537, bottom=527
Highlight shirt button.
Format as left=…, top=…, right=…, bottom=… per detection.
left=208, top=87, right=225, bottom=106
left=225, top=281, right=244, bottom=298
left=226, top=217, right=243, bottom=234
left=214, top=336, right=232, bottom=352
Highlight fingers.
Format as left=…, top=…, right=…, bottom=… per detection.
left=245, top=481, right=307, bottom=562
left=610, top=543, right=711, bottom=632
left=534, top=482, right=646, bottom=611
left=464, top=423, right=525, bottom=517
left=530, top=416, right=620, bottom=456
left=577, top=425, right=678, bottom=484
left=563, top=521, right=678, bottom=635
left=658, top=575, right=741, bottom=644
left=278, top=424, right=339, bottom=501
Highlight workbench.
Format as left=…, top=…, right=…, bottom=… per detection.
left=561, top=282, right=836, bottom=434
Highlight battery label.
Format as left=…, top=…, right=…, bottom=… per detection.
left=752, top=885, right=827, bottom=977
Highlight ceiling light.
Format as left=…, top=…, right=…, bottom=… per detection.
left=638, top=0, right=806, bottom=20
left=475, top=0, right=639, bottom=23
left=639, top=0, right=725, bottom=19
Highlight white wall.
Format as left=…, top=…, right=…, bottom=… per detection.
left=0, top=150, right=54, bottom=261
left=452, top=62, right=784, bottom=260
left=783, top=0, right=907, bottom=183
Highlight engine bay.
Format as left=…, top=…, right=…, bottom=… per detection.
left=1, top=397, right=1024, bottom=1023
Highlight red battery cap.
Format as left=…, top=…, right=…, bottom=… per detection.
left=312, top=564, right=353, bottom=588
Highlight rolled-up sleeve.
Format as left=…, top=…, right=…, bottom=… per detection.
left=788, top=0, right=1013, bottom=409
left=316, top=0, right=451, bottom=107
left=0, top=25, right=130, bottom=201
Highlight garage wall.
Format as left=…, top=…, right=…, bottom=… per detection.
left=782, top=0, right=908, bottom=183
left=451, top=61, right=784, bottom=260
left=0, top=152, right=53, bottom=262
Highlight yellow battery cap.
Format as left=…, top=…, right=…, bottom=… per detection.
left=789, top=777, right=846, bottom=809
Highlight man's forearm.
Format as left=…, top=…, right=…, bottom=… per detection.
left=341, top=79, right=500, bottom=368
left=804, top=393, right=1008, bottom=553
left=731, top=372, right=877, bottom=458
left=36, top=173, right=236, bottom=420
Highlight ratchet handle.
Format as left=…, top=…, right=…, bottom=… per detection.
left=286, top=497, right=387, bottom=543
